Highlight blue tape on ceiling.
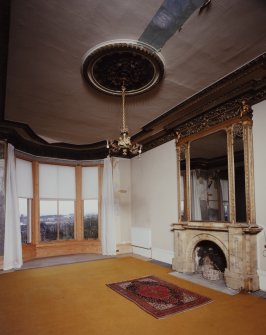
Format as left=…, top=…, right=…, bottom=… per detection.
left=139, top=0, right=207, bottom=50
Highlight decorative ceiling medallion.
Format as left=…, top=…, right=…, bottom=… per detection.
left=81, top=40, right=164, bottom=95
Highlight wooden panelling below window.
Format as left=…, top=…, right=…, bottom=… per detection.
left=34, top=240, right=102, bottom=259
left=22, top=243, right=36, bottom=261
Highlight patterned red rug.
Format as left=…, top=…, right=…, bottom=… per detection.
left=107, top=275, right=212, bottom=319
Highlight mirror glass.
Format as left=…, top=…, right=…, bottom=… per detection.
left=0, top=142, right=5, bottom=255
left=180, top=145, right=186, bottom=221
left=234, top=127, right=246, bottom=222
left=189, top=130, right=229, bottom=222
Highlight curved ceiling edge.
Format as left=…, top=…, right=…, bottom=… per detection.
left=0, top=121, right=108, bottom=160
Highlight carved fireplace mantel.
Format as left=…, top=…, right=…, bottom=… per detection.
left=172, top=223, right=262, bottom=291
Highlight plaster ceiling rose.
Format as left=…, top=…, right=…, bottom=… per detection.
left=81, top=40, right=165, bottom=96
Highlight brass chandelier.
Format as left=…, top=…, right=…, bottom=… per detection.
left=107, top=85, right=142, bottom=157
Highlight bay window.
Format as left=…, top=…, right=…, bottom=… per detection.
left=14, top=157, right=101, bottom=259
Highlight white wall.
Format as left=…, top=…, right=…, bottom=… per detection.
left=253, top=100, right=266, bottom=291
left=113, top=158, right=131, bottom=245
left=131, top=140, right=178, bottom=263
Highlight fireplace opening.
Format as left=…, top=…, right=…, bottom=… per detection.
left=194, top=241, right=227, bottom=281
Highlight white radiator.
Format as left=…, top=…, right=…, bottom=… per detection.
left=131, top=227, right=152, bottom=258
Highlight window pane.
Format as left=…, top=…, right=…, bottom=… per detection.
left=84, top=200, right=98, bottom=239
left=19, top=198, right=31, bottom=243
left=58, top=200, right=74, bottom=240
left=40, top=200, right=57, bottom=241
left=0, top=158, right=5, bottom=255
left=16, top=159, right=33, bottom=198
left=82, top=167, right=98, bottom=200
left=39, top=164, right=76, bottom=199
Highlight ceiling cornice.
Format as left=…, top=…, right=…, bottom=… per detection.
left=136, top=53, right=266, bottom=152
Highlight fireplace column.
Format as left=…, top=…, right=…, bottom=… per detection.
left=172, top=224, right=194, bottom=273
left=224, top=226, right=262, bottom=291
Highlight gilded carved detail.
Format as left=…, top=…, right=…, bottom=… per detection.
left=233, top=123, right=243, bottom=140
left=239, top=100, right=252, bottom=118
left=174, top=99, right=252, bottom=142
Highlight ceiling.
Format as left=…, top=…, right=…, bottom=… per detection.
left=3, top=0, right=266, bottom=149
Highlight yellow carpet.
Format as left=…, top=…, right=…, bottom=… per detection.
left=0, top=256, right=266, bottom=335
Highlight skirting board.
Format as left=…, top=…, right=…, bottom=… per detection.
left=132, top=246, right=152, bottom=259
left=258, top=270, right=266, bottom=291
left=116, top=243, right=132, bottom=255
left=151, top=247, right=174, bottom=265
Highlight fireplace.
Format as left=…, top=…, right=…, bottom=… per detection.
left=194, top=240, right=227, bottom=281
left=172, top=223, right=261, bottom=291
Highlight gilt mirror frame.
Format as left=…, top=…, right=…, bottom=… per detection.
left=175, top=101, right=256, bottom=227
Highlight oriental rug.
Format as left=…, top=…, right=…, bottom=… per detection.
left=107, top=275, right=212, bottom=319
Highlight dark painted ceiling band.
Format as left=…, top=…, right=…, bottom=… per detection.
left=139, top=0, right=208, bottom=50
left=0, top=0, right=11, bottom=121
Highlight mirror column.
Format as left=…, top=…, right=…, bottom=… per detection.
left=227, top=126, right=236, bottom=223
left=176, top=144, right=182, bottom=223
left=243, top=119, right=256, bottom=224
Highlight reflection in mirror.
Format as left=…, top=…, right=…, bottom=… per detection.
left=0, top=143, right=5, bottom=255
left=180, top=145, right=186, bottom=221
left=190, top=130, right=229, bottom=222
left=233, top=125, right=246, bottom=222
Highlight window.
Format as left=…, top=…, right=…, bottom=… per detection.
left=18, top=198, right=31, bottom=243
left=40, top=200, right=74, bottom=241
left=82, top=167, right=99, bottom=239
left=16, top=158, right=33, bottom=244
left=59, top=200, right=75, bottom=240
left=22, top=162, right=102, bottom=245
left=84, top=199, right=98, bottom=239
left=39, top=164, right=76, bottom=242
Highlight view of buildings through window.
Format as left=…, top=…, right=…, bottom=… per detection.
left=40, top=200, right=75, bottom=241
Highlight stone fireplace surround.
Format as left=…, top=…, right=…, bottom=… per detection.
left=172, top=222, right=262, bottom=291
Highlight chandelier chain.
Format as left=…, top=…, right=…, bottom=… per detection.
left=122, top=85, right=126, bottom=131
left=106, top=84, right=142, bottom=157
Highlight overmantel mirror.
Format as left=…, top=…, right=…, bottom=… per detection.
left=176, top=101, right=255, bottom=226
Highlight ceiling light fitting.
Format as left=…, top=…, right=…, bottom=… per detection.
left=106, top=85, right=142, bottom=157
left=82, top=40, right=164, bottom=157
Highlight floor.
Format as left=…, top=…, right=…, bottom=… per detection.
left=2, top=253, right=266, bottom=298
left=2, top=256, right=266, bottom=335
left=21, top=253, right=115, bottom=270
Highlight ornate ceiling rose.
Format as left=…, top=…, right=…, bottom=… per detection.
left=81, top=40, right=164, bottom=95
